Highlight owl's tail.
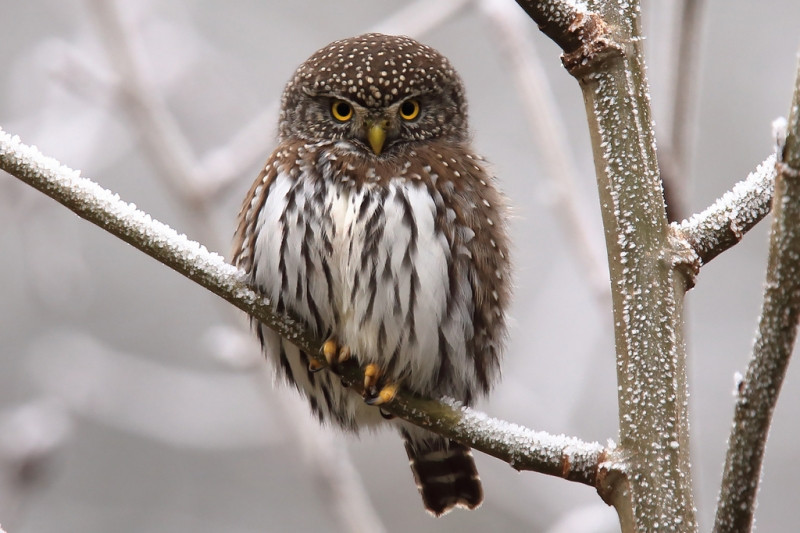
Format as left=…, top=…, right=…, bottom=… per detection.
left=402, top=430, right=483, bottom=516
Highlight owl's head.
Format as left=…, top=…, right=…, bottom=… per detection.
left=278, top=33, right=469, bottom=156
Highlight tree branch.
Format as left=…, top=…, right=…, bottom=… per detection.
left=713, top=54, right=800, bottom=533
left=674, top=154, right=776, bottom=265
left=513, top=0, right=620, bottom=74
left=527, top=0, right=696, bottom=528
left=0, top=127, right=605, bottom=489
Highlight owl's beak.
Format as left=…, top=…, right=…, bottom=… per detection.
left=366, top=121, right=387, bottom=155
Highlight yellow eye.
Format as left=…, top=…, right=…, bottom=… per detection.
left=331, top=100, right=353, bottom=122
left=399, top=99, right=420, bottom=120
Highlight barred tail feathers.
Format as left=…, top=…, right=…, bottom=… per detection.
left=402, top=430, right=483, bottom=516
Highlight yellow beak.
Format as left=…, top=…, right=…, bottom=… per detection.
left=367, top=122, right=387, bottom=155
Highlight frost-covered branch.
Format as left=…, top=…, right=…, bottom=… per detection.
left=513, top=0, right=620, bottom=74
left=0, top=127, right=607, bottom=489
left=713, top=56, right=800, bottom=533
left=526, top=0, right=697, bottom=529
left=391, top=395, right=607, bottom=485
left=674, top=154, right=776, bottom=265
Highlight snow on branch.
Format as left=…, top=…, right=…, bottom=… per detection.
left=713, top=57, right=800, bottom=533
left=674, top=154, right=776, bottom=265
left=0, top=127, right=606, bottom=488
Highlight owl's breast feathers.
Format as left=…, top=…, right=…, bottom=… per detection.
left=233, top=138, right=510, bottom=401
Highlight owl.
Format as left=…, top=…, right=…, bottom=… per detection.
left=233, top=33, right=511, bottom=516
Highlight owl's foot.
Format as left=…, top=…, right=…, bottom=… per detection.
left=363, top=363, right=398, bottom=406
left=321, top=338, right=351, bottom=372
left=307, top=358, right=325, bottom=373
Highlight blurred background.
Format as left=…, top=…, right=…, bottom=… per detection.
left=1, top=1, right=799, bottom=531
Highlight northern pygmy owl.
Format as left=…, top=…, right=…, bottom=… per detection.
left=233, top=33, right=511, bottom=516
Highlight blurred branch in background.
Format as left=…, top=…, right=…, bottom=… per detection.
left=479, top=0, right=608, bottom=299
left=0, top=400, right=71, bottom=529
left=660, top=0, right=707, bottom=221
left=71, top=0, right=475, bottom=213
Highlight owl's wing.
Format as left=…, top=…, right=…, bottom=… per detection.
left=232, top=155, right=278, bottom=273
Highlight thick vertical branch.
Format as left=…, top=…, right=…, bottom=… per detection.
left=713, top=54, right=800, bottom=533
left=518, top=0, right=698, bottom=529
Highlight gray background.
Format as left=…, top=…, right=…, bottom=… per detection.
left=1, top=1, right=799, bottom=532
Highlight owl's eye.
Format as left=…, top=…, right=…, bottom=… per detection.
left=331, top=100, right=353, bottom=122
left=399, top=99, right=420, bottom=121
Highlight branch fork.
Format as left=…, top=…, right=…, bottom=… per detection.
left=561, top=12, right=622, bottom=77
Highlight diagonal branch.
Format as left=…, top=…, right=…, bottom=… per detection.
left=0, top=127, right=605, bottom=489
left=713, top=54, right=800, bottom=533
left=674, top=154, right=776, bottom=265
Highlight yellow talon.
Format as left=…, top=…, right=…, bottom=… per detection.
left=370, top=383, right=398, bottom=406
left=322, top=340, right=338, bottom=366
left=363, top=363, right=398, bottom=406
left=338, top=346, right=351, bottom=363
left=364, top=363, right=380, bottom=390
left=322, top=338, right=351, bottom=368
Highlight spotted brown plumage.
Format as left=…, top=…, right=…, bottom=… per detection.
left=233, top=33, right=511, bottom=516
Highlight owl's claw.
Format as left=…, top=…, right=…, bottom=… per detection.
left=321, top=338, right=351, bottom=372
left=308, top=358, right=325, bottom=373
left=365, top=383, right=398, bottom=406
left=363, top=363, right=398, bottom=406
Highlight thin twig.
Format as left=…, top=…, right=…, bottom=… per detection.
left=713, top=54, right=800, bottom=533
left=0, top=126, right=607, bottom=490
left=480, top=0, right=608, bottom=298
left=674, top=154, right=776, bottom=265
